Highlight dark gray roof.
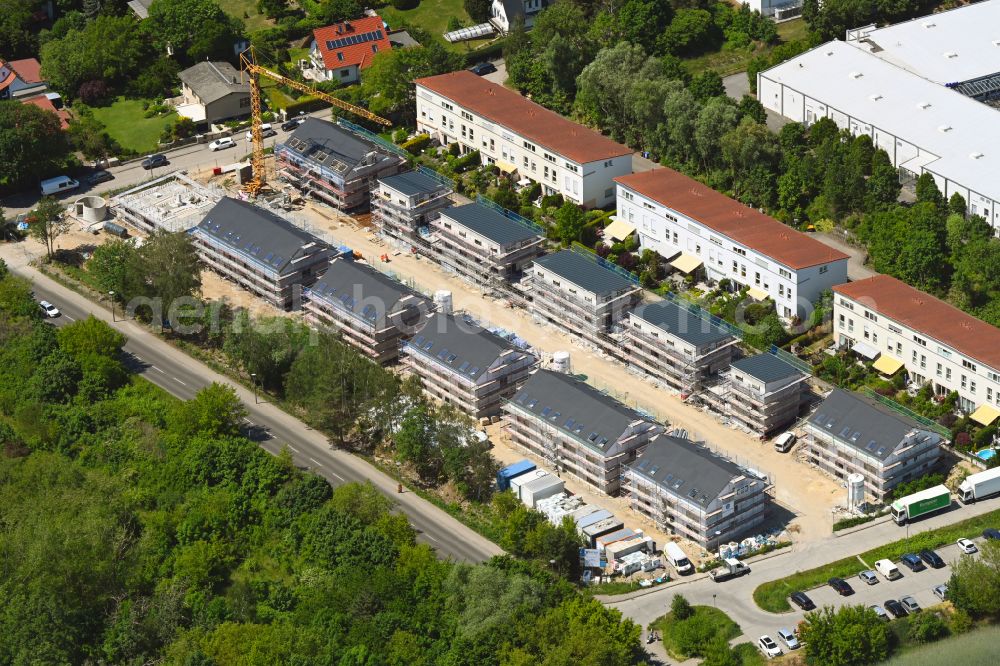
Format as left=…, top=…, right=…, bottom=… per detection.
left=195, top=198, right=325, bottom=275
left=380, top=170, right=448, bottom=197
left=533, top=250, right=636, bottom=296
left=309, top=258, right=428, bottom=323
left=808, top=389, right=942, bottom=461
left=632, top=301, right=733, bottom=348
left=731, top=353, right=803, bottom=383
left=510, top=369, right=653, bottom=454
left=441, top=203, right=542, bottom=247
left=281, top=118, right=393, bottom=176
left=630, top=435, right=747, bottom=507
left=177, top=62, right=249, bottom=105
left=409, top=312, right=523, bottom=380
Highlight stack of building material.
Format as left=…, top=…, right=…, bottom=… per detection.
left=581, top=517, right=625, bottom=547
left=536, top=493, right=585, bottom=525
left=520, top=473, right=566, bottom=508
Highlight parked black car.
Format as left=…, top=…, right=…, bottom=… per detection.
left=884, top=599, right=908, bottom=618
left=468, top=61, right=497, bottom=76
left=828, top=577, right=854, bottom=596
left=141, top=154, right=168, bottom=169
left=280, top=117, right=306, bottom=131
left=87, top=170, right=114, bottom=185
left=900, top=553, right=926, bottom=572
left=790, top=592, right=815, bottom=610
left=918, top=549, right=945, bottom=569
left=983, top=528, right=1000, bottom=540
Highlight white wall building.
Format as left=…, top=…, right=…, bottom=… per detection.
left=615, top=169, right=848, bottom=319
left=758, top=35, right=1000, bottom=225
left=414, top=71, right=633, bottom=208
left=744, top=0, right=803, bottom=20
left=834, top=274, right=1000, bottom=416
left=490, top=0, right=550, bottom=32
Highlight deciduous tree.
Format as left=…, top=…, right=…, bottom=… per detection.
left=29, top=197, right=70, bottom=261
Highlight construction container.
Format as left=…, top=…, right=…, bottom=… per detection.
left=510, top=469, right=547, bottom=500
left=520, top=474, right=565, bottom=508
left=576, top=509, right=615, bottom=533
left=582, top=517, right=625, bottom=546
left=606, top=535, right=653, bottom=561
left=596, top=528, right=636, bottom=552
left=496, top=459, right=536, bottom=491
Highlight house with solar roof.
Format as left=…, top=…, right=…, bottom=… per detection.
left=503, top=369, right=664, bottom=495
left=724, top=352, right=810, bottom=437
left=303, top=258, right=432, bottom=364
left=430, top=201, right=545, bottom=288
left=625, top=300, right=739, bottom=395
left=402, top=312, right=537, bottom=418
left=275, top=118, right=405, bottom=211
left=190, top=198, right=334, bottom=309
left=371, top=169, right=453, bottom=246
left=624, top=434, right=770, bottom=549
left=803, top=389, right=945, bottom=503
left=308, top=15, right=391, bottom=85
left=529, top=249, right=643, bottom=350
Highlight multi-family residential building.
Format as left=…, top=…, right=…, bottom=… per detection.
left=191, top=197, right=334, bottom=309
left=726, top=352, right=809, bottom=436
left=431, top=202, right=545, bottom=289
left=414, top=70, right=632, bottom=208
left=803, top=389, right=945, bottom=503
left=307, top=15, right=391, bottom=85
left=624, top=434, right=771, bottom=550
left=371, top=169, right=453, bottom=246
left=615, top=169, right=848, bottom=319
left=625, top=300, right=738, bottom=394
left=302, top=257, right=432, bottom=364
left=833, top=274, right=1000, bottom=415
left=503, top=369, right=664, bottom=495
left=275, top=118, right=406, bottom=211
left=402, top=312, right=536, bottom=418
left=758, top=1, right=1000, bottom=223
left=530, top=249, right=643, bottom=350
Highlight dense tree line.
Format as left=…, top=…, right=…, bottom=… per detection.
left=802, top=0, right=941, bottom=41
left=0, top=261, right=644, bottom=664
left=0, top=102, right=71, bottom=191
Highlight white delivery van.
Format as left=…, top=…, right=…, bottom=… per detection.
left=875, top=559, right=901, bottom=581
left=774, top=432, right=796, bottom=453
left=40, top=175, right=80, bottom=196
left=664, top=542, right=693, bottom=574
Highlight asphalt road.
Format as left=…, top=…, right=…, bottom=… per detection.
left=17, top=259, right=503, bottom=563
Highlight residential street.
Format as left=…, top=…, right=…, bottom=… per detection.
left=0, top=245, right=504, bottom=564
left=606, top=499, right=1000, bottom=659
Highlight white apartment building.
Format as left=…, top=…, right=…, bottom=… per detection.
left=834, top=274, right=1000, bottom=416
left=745, top=0, right=802, bottom=20
left=414, top=71, right=632, bottom=208
left=615, top=169, right=848, bottom=319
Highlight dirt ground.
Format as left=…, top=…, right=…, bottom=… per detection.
left=287, top=199, right=846, bottom=546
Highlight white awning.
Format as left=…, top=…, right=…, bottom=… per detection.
left=851, top=341, right=879, bottom=360
left=746, top=286, right=770, bottom=301
left=605, top=218, right=636, bottom=242
left=670, top=253, right=704, bottom=274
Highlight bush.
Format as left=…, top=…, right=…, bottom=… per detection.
left=401, top=134, right=431, bottom=155
left=908, top=611, right=949, bottom=644
left=448, top=142, right=460, bottom=157
left=453, top=150, right=481, bottom=173
left=671, top=594, right=694, bottom=621
left=833, top=514, right=879, bottom=531
left=283, top=96, right=328, bottom=116
left=77, top=80, right=110, bottom=105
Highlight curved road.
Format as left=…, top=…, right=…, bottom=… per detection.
left=8, top=254, right=503, bottom=564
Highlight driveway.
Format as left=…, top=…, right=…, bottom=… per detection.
left=816, top=230, right=877, bottom=280
left=482, top=59, right=507, bottom=86
left=723, top=72, right=789, bottom=133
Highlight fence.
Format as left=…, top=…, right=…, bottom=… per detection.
left=417, top=165, right=455, bottom=191
left=337, top=120, right=409, bottom=158
left=569, top=242, right=640, bottom=285
left=859, top=387, right=951, bottom=438
left=768, top=344, right=814, bottom=375
left=660, top=290, right=744, bottom=340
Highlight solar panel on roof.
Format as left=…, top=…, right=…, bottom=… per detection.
left=850, top=431, right=861, bottom=442
left=527, top=398, right=537, bottom=408
left=264, top=252, right=274, bottom=262
left=588, top=432, right=599, bottom=442
left=459, top=361, right=471, bottom=372
left=839, top=427, right=852, bottom=438
left=574, top=424, right=584, bottom=433
left=550, top=411, right=560, bottom=421
left=423, top=340, right=433, bottom=350
left=541, top=407, right=551, bottom=416
left=866, top=440, right=877, bottom=451
left=649, top=465, right=659, bottom=475
left=565, top=418, right=575, bottom=429
left=447, top=354, right=457, bottom=363
left=271, top=255, right=282, bottom=266
left=413, top=335, right=425, bottom=346
left=468, top=366, right=479, bottom=376
left=876, top=447, right=886, bottom=456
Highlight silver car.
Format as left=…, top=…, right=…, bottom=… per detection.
left=859, top=570, right=879, bottom=585
left=901, top=596, right=921, bottom=613
left=869, top=604, right=889, bottom=621
left=777, top=628, right=800, bottom=650
left=933, top=584, right=948, bottom=600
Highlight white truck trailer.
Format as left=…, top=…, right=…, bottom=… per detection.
left=958, top=467, right=1000, bottom=504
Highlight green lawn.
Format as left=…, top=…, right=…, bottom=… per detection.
left=216, top=0, right=275, bottom=32
left=732, top=642, right=767, bottom=666
left=653, top=605, right=742, bottom=660
left=877, top=623, right=1000, bottom=665
left=380, top=0, right=494, bottom=52
left=89, top=98, right=176, bottom=154
left=754, top=506, right=1000, bottom=612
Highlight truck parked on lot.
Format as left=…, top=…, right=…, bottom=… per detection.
left=891, top=485, right=951, bottom=525
left=709, top=557, right=750, bottom=582
left=958, top=467, right=1000, bottom=504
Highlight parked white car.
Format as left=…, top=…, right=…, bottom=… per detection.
left=38, top=300, right=60, bottom=317
left=208, top=137, right=235, bottom=151
left=245, top=123, right=275, bottom=141
left=957, top=538, right=978, bottom=554
left=758, top=635, right=782, bottom=658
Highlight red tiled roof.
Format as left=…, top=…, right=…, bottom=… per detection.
left=413, top=70, right=632, bottom=165
left=9, top=58, right=42, bottom=84
left=21, top=95, right=70, bottom=129
left=834, top=275, right=1000, bottom=372
left=615, top=168, right=849, bottom=270
left=313, top=15, right=390, bottom=72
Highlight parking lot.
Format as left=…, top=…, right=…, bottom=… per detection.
left=796, top=538, right=980, bottom=620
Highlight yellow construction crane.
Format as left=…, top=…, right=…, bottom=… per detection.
left=239, top=47, right=392, bottom=196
